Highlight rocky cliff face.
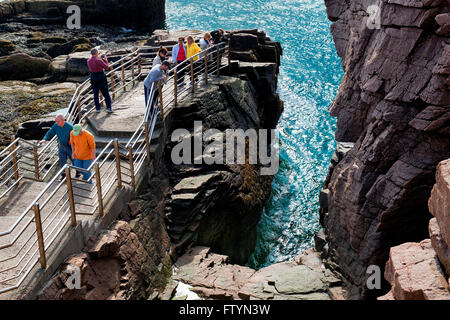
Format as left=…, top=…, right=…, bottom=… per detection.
left=163, top=30, right=283, bottom=265
left=321, top=0, right=450, bottom=298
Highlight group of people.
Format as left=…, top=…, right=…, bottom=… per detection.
left=39, top=30, right=227, bottom=182
left=143, top=29, right=228, bottom=112
left=39, top=114, right=96, bottom=182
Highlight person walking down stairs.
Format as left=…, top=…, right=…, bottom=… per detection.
left=39, top=113, right=81, bottom=181
left=87, top=48, right=113, bottom=114
left=70, top=124, right=96, bottom=183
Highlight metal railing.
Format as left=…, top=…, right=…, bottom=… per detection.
left=0, top=42, right=230, bottom=295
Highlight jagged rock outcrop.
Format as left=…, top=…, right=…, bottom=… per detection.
left=0, top=0, right=166, bottom=28
left=164, top=78, right=281, bottom=264
left=160, top=246, right=346, bottom=300
left=162, top=32, right=282, bottom=264
left=321, top=0, right=450, bottom=298
left=378, top=239, right=449, bottom=300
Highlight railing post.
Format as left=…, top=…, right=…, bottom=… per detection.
left=128, top=146, right=136, bottom=191
left=65, top=167, right=77, bottom=227
left=217, top=46, right=221, bottom=77
left=110, top=68, right=116, bottom=100
left=121, top=60, right=126, bottom=92
left=204, top=54, right=208, bottom=85
left=77, top=95, right=82, bottom=121
left=10, top=138, right=19, bottom=181
left=131, top=54, right=136, bottom=87
left=94, top=164, right=104, bottom=216
left=144, top=122, right=151, bottom=164
left=158, top=81, right=164, bottom=117
left=174, top=68, right=178, bottom=106
left=100, top=91, right=104, bottom=108
left=33, top=203, right=47, bottom=269
left=114, top=139, right=122, bottom=188
left=33, top=145, right=40, bottom=180
left=190, top=59, right=195, bottom=93
left=138, top=50, right=142, bottom=76
left=228, top=40, right=231, bottom=73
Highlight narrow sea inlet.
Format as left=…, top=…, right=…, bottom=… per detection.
left=166, top=0, right=344, bottom=268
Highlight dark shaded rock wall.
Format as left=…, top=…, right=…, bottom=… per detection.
left=0, top=0, right=166, bottom=28
left=321, top=0, right=450, bottom=299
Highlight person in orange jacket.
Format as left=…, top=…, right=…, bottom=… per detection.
left=70, top=124, right=96, bottom=183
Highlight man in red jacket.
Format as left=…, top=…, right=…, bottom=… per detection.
left=87, top=48, right=113, bottom=113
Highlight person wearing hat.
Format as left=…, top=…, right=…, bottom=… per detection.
left=39, top=113, right=81, bottom=181
left=143, top=61, right=170, bottom=116
left=69, top=124, right=96, bottom=182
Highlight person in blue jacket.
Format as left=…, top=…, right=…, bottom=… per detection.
left=172, top=36, right=188, bottom=87
left=39, top=114, right=81, bottom=181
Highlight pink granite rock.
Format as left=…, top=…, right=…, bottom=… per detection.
left=429, top=218, right=450, bottom=276
left=382, top=240, right=450, bottom=300
left=429, top=159, right=450, bottom=246
left=322, top=0, right=450, bottom=298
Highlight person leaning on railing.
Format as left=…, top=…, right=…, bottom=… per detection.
left=39, top=113, right=81, bottom=181
left=186, top=35, right=202, bottom=83
left=87, top=48, right=113, bottom=114
left=70, top=124, right=96, bottom=183
left=152, top=46, right=169, bottom=67
left=211, top=28, right=228, bottom=47
left=143, top=61, right=170, bottom=115
left=172, top=36, right=187, bottom=87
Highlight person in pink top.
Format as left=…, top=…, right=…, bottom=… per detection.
left=87, top=48, right=113, bottom=113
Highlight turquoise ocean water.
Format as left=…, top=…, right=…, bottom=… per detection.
left=165, top=0, right=343, bottom=269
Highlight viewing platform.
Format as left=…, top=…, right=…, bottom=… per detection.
left=0, top=41, right=230, bottom=299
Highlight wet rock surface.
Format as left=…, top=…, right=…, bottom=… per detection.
left=322, top=0, right=450, bottom=298
left=160, top=246, right=346, bottom=300
left=0, top=81, right=76, bottom=149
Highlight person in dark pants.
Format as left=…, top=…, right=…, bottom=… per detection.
left=171, top=37, right=187, bottom=87
left=39, top=114, right=81, bottom=181
left=87, top=48, right=113, bottom=114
